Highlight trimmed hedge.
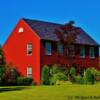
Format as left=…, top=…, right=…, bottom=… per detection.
left=17, top=77, right=33, bottom=86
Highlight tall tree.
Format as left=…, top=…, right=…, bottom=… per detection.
left=0, top=46, right=18, bottom=85
left=55, top=21, right=80, bottom=46
left=55, top=21, right=80, bottom=66
left=0, top=46, right=6, bottom=65
left=0, top=46, right=6, bottom=85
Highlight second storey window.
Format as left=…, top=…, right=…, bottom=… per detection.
left=57, top=43, right=63, bottom=55
left=80, top=46, right=85, bottom=58
left=27, top=43, right=32, bottom=56
left=89, top=47, right=95, bottom=58
left=45, top=42, right=52, bottom=55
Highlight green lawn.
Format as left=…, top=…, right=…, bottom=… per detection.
left=0, top=84, right=100, bottom=100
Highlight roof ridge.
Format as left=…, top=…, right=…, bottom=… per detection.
left=22, top=18, right=99, bottom=46
left=22, top=18, right=62, bottom=26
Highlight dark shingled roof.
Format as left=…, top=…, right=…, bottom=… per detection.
left=23, top=18, right=99, bottom=46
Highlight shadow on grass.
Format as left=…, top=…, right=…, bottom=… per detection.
left=0, top=86, right=30, bottom=93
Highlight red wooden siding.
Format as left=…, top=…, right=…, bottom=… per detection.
left=40, top=40, right=99, bottom=70
left=3, top=19, right=41, bottom=84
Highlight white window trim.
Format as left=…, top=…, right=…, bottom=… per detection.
left=80, top=55, right=85, bottom=58
left=27, top=43, right=32, bottom=56
left=46, top=53, right=52, bottom=55
left=27, top=67, right=32, bottom=78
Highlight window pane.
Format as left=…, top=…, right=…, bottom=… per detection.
left=57, top=44, right=63, bottom=55
left=45, top=42, right=52, bottom=55
left=80, top=47, right=85, bottom=58
left=27, top=67, right=32, bottom=77
left=18, top=27, right=24, bottom=33
left=27, top=43, right=32, bottom=55
left=90, top=47, right=95, bottom=58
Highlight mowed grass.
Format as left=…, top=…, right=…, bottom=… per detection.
left=0, top=84, right=100, bottom=100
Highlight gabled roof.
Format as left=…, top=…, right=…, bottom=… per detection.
left=23, top=18, right=99, bottom=46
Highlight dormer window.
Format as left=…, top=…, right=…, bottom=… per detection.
left=18, top=27, right=24, bottom=33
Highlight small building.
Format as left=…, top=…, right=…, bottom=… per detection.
left=3, top=18, right=99, bottom=84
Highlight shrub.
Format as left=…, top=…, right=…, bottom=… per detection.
left=50, top=64, right=60, bottom=75
left=84, top=68, right=95, bottom=84
left=69, top=67, right=76, bottom=76
left=64, top=68, right=69, bottom=76
left=41, top=65, right=50, bottom=85
left=56, top=80, right=72, bottom=85
left=4, top=66, right=18, bottom=85
left=80, top=68, right=84, bottom=77
left=92, top=69, right=100, bottom=81
left=50, top=72, right=67, bottom=85
left=95, top=73, right=100, bottom=81
left=74, top=75, right=84, bottom=84
left=17, top=77, right=33, bottom=86
left=69, top=67, right=76, bottom=82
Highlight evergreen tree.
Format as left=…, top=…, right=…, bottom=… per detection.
left=41, top=65, right=50, bottom=85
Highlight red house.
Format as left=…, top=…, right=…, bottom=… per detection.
left=3, top=18, right=99, bottom=84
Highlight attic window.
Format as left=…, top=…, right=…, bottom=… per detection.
left=18, top=27, right=24, bottom=33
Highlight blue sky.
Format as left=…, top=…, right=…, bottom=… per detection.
left=0, top=0, right=100, bottom=45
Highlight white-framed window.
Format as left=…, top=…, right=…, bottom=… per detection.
left=67, top=45, right=75, bottom=57
left=89, top=47, right=95, bottom=58
left=27, top=43, right=32, bottom=56
left=27, top=67, right=32, bottom=78
left=45, top=42, right=52, bottom=55
left=18, top=27, right=24, bottom=33
left=57, top=43, right=63, bottom=55
left=80, top=46, right=85, bottom=58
